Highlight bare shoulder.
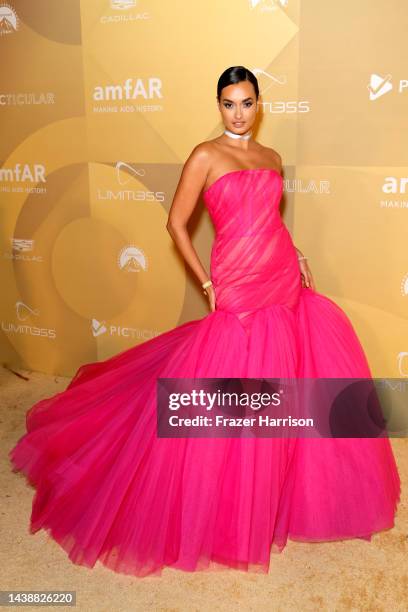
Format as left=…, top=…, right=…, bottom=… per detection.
left=183, top=140, right=218, bottom=178
left=257, top=143, right=282, bottom=171
left=185, top=141, right=214, bottom=167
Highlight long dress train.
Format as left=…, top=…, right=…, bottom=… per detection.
left=9, top=168, right=401, bottom=577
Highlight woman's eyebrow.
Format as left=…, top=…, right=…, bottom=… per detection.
left=222, top=97, right=254, bottom=102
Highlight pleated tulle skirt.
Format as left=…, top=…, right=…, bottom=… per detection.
left=9, top=287, right=401, bottom=577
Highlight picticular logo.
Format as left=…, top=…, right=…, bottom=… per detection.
left=91, top=318, right=107, bottom=337
left=368, top=73, right=393, bottom=101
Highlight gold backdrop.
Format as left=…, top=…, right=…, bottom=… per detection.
left=1, top=0, right=407, bottom=377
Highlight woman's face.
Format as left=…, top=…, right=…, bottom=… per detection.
left=218, top=80, right=258, bottom=135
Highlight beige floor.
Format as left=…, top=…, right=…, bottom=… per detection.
left=1, top=364, right=407, bottom=612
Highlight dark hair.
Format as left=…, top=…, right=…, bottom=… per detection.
left=216, top=66, right=259, bottom=101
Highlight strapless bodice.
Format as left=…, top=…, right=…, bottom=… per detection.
left=202, top=167, right=301, bottom=326
left=203, top=168, right=284, bottom=238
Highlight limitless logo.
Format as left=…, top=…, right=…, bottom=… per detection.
left=252, top=68, right=287, bottom=95
left=0, top=3, right=19, bottom=35
left=97, top=162, right=164, bottom=203
left=115, top=161, right=146, bottom=185
left=1, top=301, right=56, bottom=339
left=251, top=67, right=310, bottom=114
left=16, top=300, right=39, bottom=322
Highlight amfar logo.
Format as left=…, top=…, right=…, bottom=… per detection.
left=249, top=0, right=288, bottom=10
left=93, top=78, right=162, bottom=101
left=382, top=176, right=408, bottom=194
left=368, top=73, right=408, bottom=101
left=0, top=163, right=46, bottom=182
left=117, top=245, right=148, bottom=272
left=0, top=3, right=19, bottom=35
left=380, top=176, right=408, bottom=209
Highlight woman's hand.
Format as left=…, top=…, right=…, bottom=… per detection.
left=204, top=285, right=216, bottom=312
left=299, top=258, right=315, bottom=290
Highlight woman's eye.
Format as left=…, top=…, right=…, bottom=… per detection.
left=223, top=102, right=252, bottom=109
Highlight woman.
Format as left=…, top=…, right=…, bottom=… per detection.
left=9, top=66, right=401, bottom=578
left=166, top=66, right=314, bottom=312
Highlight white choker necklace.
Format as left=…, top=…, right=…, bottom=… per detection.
left=224, top=128, right=252, bottom=140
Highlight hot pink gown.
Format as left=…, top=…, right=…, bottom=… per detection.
left=9, top=168, right=401, bottom=577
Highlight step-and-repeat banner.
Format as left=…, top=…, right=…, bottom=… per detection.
left=1, top=0, right=407, bottom=377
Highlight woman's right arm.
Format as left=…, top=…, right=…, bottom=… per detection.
left=166, top=143, right=216, bottom=310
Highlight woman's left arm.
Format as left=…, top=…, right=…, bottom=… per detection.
left=294, top=246, right=315, bottom=290
left=276, top=150, right=315, bottom=290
